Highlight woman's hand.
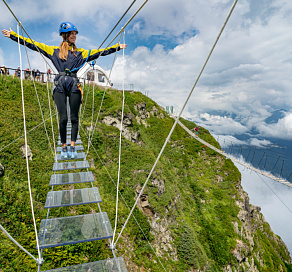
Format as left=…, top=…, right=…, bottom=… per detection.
left=119, top=42, right=127, bottom=49
left=2, top=28, right=12, bottom=38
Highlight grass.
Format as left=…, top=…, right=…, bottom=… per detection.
left=0, top=75, right=291, bottom=271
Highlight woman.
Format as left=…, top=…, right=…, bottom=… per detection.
left=2, top=22, right=127, bottom=159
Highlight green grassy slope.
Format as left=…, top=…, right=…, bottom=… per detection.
left=0, top=75, right=291, bottom=271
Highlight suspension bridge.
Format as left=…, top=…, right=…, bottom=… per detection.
left=172, top=116, right=292, bottom=188
left=1, top=0, right=291, bottom=271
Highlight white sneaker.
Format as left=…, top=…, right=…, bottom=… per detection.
left=61, top=146, right=68, bottom=159
left=70, top=146, right=77, bottom=159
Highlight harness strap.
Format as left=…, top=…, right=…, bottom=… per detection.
left=59, top=71, right=77, bottom=77
left=54, top=75, right=83, bottom=103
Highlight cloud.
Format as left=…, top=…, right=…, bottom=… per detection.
left=197, top=113, right=248, bottom=134
left=1, top=0, right=292, bottom=142
left=109, top=0, right=292, bottom=143
left=249, top=138, right=272, bottom=147
left=213, top=134, right=247, bottom=147
left=0, top=0, right=125, bottom=25
left=258, top=113, right=292, bottom=139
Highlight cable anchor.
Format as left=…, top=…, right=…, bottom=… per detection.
left=36, top=258, right=44, bottom=265
left=109, top=243, right=116, bottom=250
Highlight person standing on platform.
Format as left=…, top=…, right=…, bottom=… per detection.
left=2, top=22, right=127, bottom=159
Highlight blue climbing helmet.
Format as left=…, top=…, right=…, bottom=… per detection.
left=59, top=22, right=78, bottom=36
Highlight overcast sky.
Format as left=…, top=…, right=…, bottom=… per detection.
left=1, top=0, right=292, bottom=143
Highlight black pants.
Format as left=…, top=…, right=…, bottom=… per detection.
left=54, top=91, right=81, bottom=144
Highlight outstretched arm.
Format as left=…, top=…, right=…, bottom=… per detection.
left=119, top=42, right=127, bottom=49
left=2, top=28, right=57, bottom=60
left=85, top=41, right=127, bottom=62
left=2, top=28, right=12, bottom=38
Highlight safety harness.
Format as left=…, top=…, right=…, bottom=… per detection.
left=53, top=49, right=91, bottom=102
left=53, top=70, right=83, bottom=103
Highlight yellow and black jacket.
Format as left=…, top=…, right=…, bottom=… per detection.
left=9, top=31, right=120, bottom=73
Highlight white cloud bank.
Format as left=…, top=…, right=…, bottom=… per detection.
left=110, top=0, right=292, bottom=141
left=1, top=0, right=292, bottom=141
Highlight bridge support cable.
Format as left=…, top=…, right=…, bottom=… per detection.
left=271, top=156, right=280, bottom=172
left=287, top=170, right=292, bottom=181
left=251, top=151, right=256, bottom=164
left=20, top=26, right=55, bottom=158
left=79, top=125, right=167, bottom=272
left=112, top=30, right=126, bottom=245
left=257, top=152, right=266, bottom=168
left=0, top=113, right=57, bottom=154
left=112, top=0, right=239, bottom=248
left=0, top=224, right=42, bottom=264
left=254, top=171, right=292, bottom=215
left=80, top=83, right=91, bottom=124
left=98, top=0, right=137, bottom=49
left=45, top=62, right=57, bottom=157
left=246, top=147, right=252, bottom=161
left=85, top=33, right=122, bottom=157
left=2, top=0, right=56, bottom=75
left=264, top=156, right=268, bottom=170
left=17, top=23, right=42, bottom=268
left=85, top=83, right=95, bottom=157
left=280, top=160, right=284, bottom=176
left=108, top=33, right=123, bottom=80
left=105, top=0, right=149, bottom=49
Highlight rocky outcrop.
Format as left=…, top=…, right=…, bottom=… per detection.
left=151, top=177, right=165, bottom=196
left=102, top=113, right=140, bottom=144
left=20, top=144, right=33, bottom=160
left=102, top=103, right=164, bottom=143
left=150, top=214, right=178, bottom=261
left=228, top=184, right=290, bottom=271
left=134, top=103, right=164, bottom=127
left=135, top=186, right=153, bottom=217
left=135, top=179, right=179, bottom=261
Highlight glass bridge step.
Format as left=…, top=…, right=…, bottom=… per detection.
left=58, top=135, right=80, bottom=140
left=56, top=145, right=84, bottom=153
left=45, top=187, right=101, bottom=208
left=57, top=139, right=82, bottom=145
left=53, top=161, right=89, bottom=171
left=55, top=152, right=86, bottom=161
left=43, top=257, right=128, bottom=271
left=50, top=172, right=95, bottom=186
left=38, top=212, right=113, bottom=249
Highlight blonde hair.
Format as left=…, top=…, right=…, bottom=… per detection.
left=59, top=32, right=77, bottom=60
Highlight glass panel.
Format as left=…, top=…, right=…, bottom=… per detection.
left=53, top=161, right=89, bottom=171
left=57, top=139, right=82, bottom=145
left=56, top=152, right=86, bottom=161
left=45, top=187, right=101, bottom=208
left=58, top=135, right=80, bottom=140
left=38, top=212, right=113, bottom=249
left=56, top=146, right=84, bottom=152
left=43, top=257, right=128, bottom=272
left=49, top=172, right=94, bottom=186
